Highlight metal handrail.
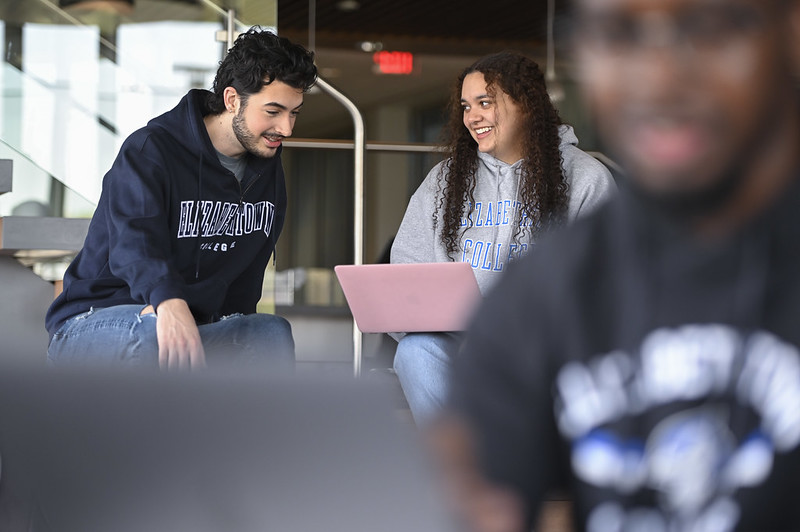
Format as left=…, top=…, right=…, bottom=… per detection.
left=311, top=78, right=367, bottom=377
left=198, top=0, right=247, bottom=27
left=285, top=138, right=615, bottom=163
left=284, top=138, right=445, bottom=153
left=210, top=11, right=366, bottom=375
left=282, top=136, right=618, bottom=378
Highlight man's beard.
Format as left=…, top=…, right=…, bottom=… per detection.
left=231, top=109, right=280, bottom=159
left=623, top=161, right=747, bottom=221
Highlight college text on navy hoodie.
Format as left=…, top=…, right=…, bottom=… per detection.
left=46, top=89, right=287, bottom=338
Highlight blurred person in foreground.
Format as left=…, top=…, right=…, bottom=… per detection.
left=433, top=0, right=800, bottom=531
left=45, top=29, right=317, bottom=371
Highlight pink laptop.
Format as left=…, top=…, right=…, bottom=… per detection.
left=334, top=262, right=482, bottom=334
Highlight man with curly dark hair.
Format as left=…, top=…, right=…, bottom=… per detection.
left=46, top=28, right=317, bottom=371
left=390, top=51, right=616, bottom=425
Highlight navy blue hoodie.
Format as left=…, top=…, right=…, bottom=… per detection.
left=46, top=89, right=287, bottom=338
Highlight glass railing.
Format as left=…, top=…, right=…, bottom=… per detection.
left=0, top=138, right=95, bottom=218
left=0, top=1, right=264, bottom=216
left=1, top=59, right=118, bottom=209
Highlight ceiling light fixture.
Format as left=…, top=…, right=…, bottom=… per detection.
left=359, top=41, right=383, bottom=53
left=335, top=0, right=360, bottom=12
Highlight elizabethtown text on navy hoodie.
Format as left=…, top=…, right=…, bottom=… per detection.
left=46, top=89, right=287, bottom=338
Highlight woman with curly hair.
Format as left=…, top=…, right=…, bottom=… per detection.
left=390, top=51, right=616, bottom=425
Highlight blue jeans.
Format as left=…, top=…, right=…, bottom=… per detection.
left=392, top=332, right=461, bottom=426
left=47, top=305, right=295, bottom=371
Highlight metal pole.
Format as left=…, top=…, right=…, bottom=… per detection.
left=313, top=77, right=365, bottom=377
left=308, top=0, right=316, bottom=53
left=204, top=0, right=245, bottom=49
left=226, top=9, right=236, bottom=51
left=546, top=0, right=555, bottom=82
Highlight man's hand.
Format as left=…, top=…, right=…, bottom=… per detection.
left=152, top=298, right=206, bottom=370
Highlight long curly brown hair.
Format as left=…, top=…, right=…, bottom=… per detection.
left=437, top=51, right=568, bottom=258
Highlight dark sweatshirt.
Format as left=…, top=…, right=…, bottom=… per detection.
left=451, top=177, right=800, bottom=531
left=46, top=89, right=287, bottom=337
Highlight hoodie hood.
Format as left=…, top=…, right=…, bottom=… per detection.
left=473, top=124, right=578, bottom=170
left=148, top=89, right=215, bottom=158
left=146, top=89, right=284, bottom=164
left=476, top=149, right=525, bottom=171
left=558, top=124, right=580, bottom=149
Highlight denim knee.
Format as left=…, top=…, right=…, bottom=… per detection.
left=393, top=333, right=461, bottom=426
left=235, top=314, right=293, bottom=349
left=393, top=333, right=455, bottom=372
left=201, top=313, right=295, bottom=369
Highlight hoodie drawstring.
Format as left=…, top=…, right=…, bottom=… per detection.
left=195, top=154, right=203, bottom=279
left=271, top=172, right=278, bottom=267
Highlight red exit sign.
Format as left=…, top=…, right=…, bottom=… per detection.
left=373, top=51, right=414, bottom=75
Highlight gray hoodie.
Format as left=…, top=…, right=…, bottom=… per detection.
left=391, top=125, right=616, bottom=295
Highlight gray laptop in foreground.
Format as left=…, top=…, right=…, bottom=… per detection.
left=0, top=365, right=455, bottom=532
